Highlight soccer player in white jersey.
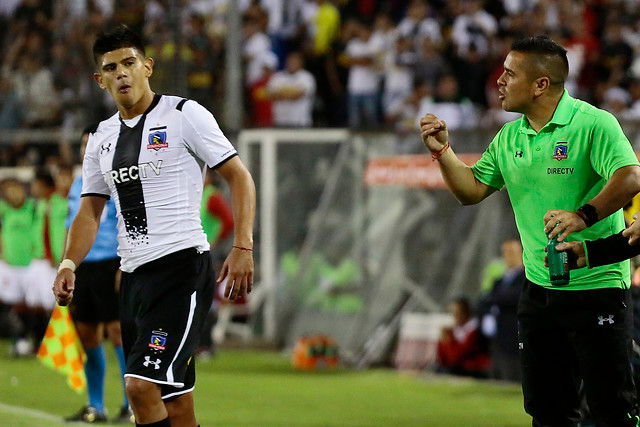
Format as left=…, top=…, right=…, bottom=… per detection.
left=53, top=25, right=256, bottom=427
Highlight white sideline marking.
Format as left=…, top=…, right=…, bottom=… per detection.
left=0, top=401, right=63, bottom=423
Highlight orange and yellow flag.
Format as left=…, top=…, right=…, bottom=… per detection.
left=37, top=305, right=86, bottom=393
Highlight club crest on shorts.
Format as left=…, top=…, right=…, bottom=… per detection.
left=149, top=330, right=168, bottom=351
left=552, top=142, right=568, bottom=161
left=148, top=128, right=168, bottom=151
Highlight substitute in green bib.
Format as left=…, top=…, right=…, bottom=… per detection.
left=419, top=36, right=640, bottom=427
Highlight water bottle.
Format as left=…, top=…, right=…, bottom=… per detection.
left=547, top=236, right=570, bottom=286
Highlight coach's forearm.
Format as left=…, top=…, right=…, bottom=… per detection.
left=586, top=165, right=640, bottom=222
left=437, top=148, right=495, bottom=205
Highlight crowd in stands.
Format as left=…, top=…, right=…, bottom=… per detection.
left=3, top=0, right=640, bottom=165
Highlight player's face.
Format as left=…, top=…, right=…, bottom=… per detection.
left=497, top=51, right=536, bottom=113
left=94, top=47, right=154, bottom=110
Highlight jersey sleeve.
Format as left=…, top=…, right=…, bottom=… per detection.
left=470, top=129, right=505, bottom=190
left=590, top=111, right=640, bottom=179
left=81, top=132, right=110, bottom=198
left=180, top=100, right=237, bottom=169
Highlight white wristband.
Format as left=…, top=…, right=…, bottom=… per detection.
left=57, top=259, right=77, bottom=273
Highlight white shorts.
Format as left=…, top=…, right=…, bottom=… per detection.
left=24, top=259, right=57, bottom=309
left=0, top=260, right=22, bottom=305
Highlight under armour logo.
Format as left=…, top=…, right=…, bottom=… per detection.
left=143, top=356, right=161, bottom=369
left=598, top=315, right=614, bottom=325
left=515, top=151, right=523, bottom=158
left=100, top=143, right=111, bottom=155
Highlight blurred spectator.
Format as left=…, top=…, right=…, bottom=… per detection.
left=243, top=16, right=273, bottom=88
left=601, top=86, right=631, bottom=119
left=623, top=79, right=640, bottom=123
left=480, top=238, right=525, bottom=383
left=412, top=39, right=450, bottom=90
left=451, top=0, right=497, bottom=59
left=386, top=78, right=431, bottom=153
left=249, top=51, right=278, bottom=127
left=344, top=19, right=384, bottom=129
left=396, top=0, right=441, bottom=51
left=267, top=51, right=316, bottom=127
left=418, top=73, right=477, bottom=131
left=382, top=35, right=417, bottom=119
left=455, top=44, right=490, bottom=107
left=436, top=297, right=490, bottom=378
left=11, top=55, right=61, bottom=128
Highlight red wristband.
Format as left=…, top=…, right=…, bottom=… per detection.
left=431, top=142, right=450, bottom=161
left=233, top=245, right=253, bottom=252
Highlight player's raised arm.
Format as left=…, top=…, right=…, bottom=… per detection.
left=53, top=195, right=106, bottom=305
left=215, top=156, right=256, bottom=300
left=419, top=114, right=496, bottom=205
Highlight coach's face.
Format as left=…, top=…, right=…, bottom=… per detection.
left=93, top=47, right=154, bottom=110
left=497, top=51, right=536, bottom=114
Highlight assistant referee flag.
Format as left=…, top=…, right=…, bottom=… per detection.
left=37, top=305, right=86, bottom=393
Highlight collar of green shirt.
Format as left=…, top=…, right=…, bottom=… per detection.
left=518, top=89, right=573, bottom=135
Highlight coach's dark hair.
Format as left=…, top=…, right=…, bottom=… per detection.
left=93, top=25, right=145, bottom=65
left=511, top=35, right=568, bottom=86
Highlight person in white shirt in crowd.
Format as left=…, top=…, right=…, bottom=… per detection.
left=418, top=73, right=477, bottom=131
left=243, top=16, right=273, bottom=88
left=382, top=35, right=417, bottom=120
left=386, top=78, right=432, bottom=153
left=601, top=86, right=631, bottom=120
left=452, top=0, right=498, bottom=59
left=396, top=0, right=441, bottom=52
left=267, top=51, right=316, bottom=127
left=344, top=19, right=384, bottom=130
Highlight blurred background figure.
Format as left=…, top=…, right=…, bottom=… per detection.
left=0, top=178, right=37, bottom=356
left=267, top=51, right=316, bottom=127
left=435, top=297, right=490, bottom=378
left=480, top=238, right=525, bottom=383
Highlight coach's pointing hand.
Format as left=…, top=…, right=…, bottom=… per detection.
left=53, top=269, right=76, bottom=306
left=420, top=114, right=449, bottom=152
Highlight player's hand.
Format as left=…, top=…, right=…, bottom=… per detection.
left=53, top=269, right=76, bottom=306
left=544, top=241, right=586, bottom=269
left=217, top=247, right=254, bottom=301
left=543, top=209, right=587, bottom=242
left=419, top=114, right=449, bottom=152
left=622, top=213, right=640, bottom=245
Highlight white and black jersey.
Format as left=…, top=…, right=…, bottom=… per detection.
left=82, top=95, right=237, bottom=272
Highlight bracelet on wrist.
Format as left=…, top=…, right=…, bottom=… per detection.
left=233, top=245, right=253, bottom=252
left=57, top=259, right=77, bottom=273
left=577, top=203, right=598, bottom=227
left=431, top=142, right=450, bottom=161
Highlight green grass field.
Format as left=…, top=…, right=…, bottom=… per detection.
left=0, top=340, right=529, bottom=426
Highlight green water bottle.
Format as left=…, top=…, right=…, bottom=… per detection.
left=547, top=236, right=570, bottom=286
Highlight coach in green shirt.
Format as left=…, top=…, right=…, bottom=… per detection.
left=420, top=36, right=640, bottom=426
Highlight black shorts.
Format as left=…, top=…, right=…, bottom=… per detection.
left=119, top=248, right=215, bottom=400
left=518, top=279, right=638, bottom=427
left=69, top=258, right=120, bottom=323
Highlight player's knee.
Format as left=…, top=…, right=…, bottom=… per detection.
left=125, top=377, right=158, bottom=402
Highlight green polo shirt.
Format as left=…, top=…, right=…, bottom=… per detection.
left=0, top=199, right=36, bottom=266
left=471, top=90, right=639, bottom=290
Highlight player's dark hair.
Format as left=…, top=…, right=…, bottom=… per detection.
left=93, top=25, right=145, bottom=65
left=510, top=36, right=568, bottom=85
